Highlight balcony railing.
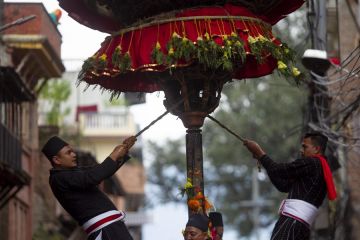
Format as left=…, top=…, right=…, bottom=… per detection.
left=0, top=123, right=21, bottom=171
left=0, top=123, right=30, bottom=209
left=79, top=112, right=137, bottom=137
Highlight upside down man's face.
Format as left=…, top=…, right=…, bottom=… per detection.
left=183, top=226, right=208, bottom=240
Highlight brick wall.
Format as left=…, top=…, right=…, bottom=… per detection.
left=338, top=1, right=360, bottom=239
left=3, top=3, right=62, bottom=57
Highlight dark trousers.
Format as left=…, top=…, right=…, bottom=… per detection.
left=270, top=215, right=310, bottom=240
left=88, top=221, right=133, bottom=240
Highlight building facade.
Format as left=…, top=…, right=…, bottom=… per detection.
left=78, top=107, right=148, bottom=240
left=335, top=1, right=360, bottom=239
left=312, top=0, right=360, bottom=239
left=0, top=2, right=64, bottom=240
left=37, top=68, right=150, bottom=239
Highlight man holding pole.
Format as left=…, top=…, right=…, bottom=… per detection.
left=42, top=135, right=136, bottom=240
left=243, top=132, right=336, bottom=240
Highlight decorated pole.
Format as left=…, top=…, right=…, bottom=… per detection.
left=158, top=64, right=229, bottom=214
left=58, top=0, right=306, bottom=217
left=186, top=128, right=205, bottom=213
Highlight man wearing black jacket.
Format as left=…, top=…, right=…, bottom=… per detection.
left=243, top=132, right=336, bottom=240
left=42, top=135, right=136, bottom=240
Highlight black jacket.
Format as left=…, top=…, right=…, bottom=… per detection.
left=49, top=156, right=129, bottom=225
left=259, top=155, right=327, bottom=207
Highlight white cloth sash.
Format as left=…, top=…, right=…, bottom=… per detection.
left=82, top=210, right=125, bottom=236
left=95, top=231, right=102, bottom=240
left=278, top=199, right=318, bottom=226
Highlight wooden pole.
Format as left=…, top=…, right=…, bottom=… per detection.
left=186, top=128, right=205, bottom=215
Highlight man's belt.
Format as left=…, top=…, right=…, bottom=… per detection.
left=82, top=210, right=125, bottom=236
left=278, top=199, right=318, bottom=227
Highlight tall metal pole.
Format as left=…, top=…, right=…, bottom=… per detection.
left=311, top=0, right=327, bottom=50
left=306, top=0, right=329, bottom=129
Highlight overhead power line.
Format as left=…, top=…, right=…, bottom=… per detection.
left=0, top=15, right=36, bottom=32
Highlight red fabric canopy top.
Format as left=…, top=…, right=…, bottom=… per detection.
left=80, top=4, right=290, bottom=93
left=58, top=0, right=305, bottom=33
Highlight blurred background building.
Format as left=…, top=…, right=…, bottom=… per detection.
left=328, top=1, right=360, bottom=239
left=0, top=2, right=149, bottom=240
left=0, top=2, right=64, bottom=239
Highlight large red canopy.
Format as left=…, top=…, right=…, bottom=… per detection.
left=58, top=1, right=305, bottom=93
left=59, top=0, right=305, bottom=33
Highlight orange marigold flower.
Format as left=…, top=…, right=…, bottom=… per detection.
left=194, top=192, right=204, bottom=200
left=188, top=199, right=201, bottom=211
left=204, top=198, right=213, bottom=210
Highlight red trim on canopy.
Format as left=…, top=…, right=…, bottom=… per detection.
left=79, top=5, right=285, bottom=92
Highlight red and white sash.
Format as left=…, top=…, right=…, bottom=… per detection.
left=278, top=199, right=318, bottom=227
left=82, top=210, right=125, bottom=236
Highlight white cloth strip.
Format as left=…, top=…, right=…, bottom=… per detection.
left=278, top=199, right=318, bottom=226
left=83, top=210, right=124, bottom=230
left=87, top=216, right=123, bottom=236
left=82, top=210, right=125, bottom=236
left=95, top=231, right=102, bottom=240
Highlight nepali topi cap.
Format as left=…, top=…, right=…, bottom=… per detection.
left=186, top=213, right=209, bottom=232
left=209, top=212, right=223, bottom=227
left=42, top=136, right=69, bottom=161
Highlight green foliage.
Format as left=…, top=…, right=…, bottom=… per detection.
left=149, top=31, right=303, bottom=83
left=272, top=8, right=310, bottom=82
left=82, top=54, right=107, bottom=73
left=151, top=41, right=165, bottom=65
left=151, top=32, right=247, bottom=72
left=248, top=36, right=303, bottom=84
left=38, top=79, right=71, bottom=126
left=112, top=46, right=123, bottom=68
left=121, top=52, right=132, bottom=71
left=165, top=34, right=197, bottom=65
left=112, top=48, right=133, bottom=72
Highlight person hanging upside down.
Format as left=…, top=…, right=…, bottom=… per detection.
left=243, top=132, right=336, bottom=240
left=183, top=212, right=224, bottom=240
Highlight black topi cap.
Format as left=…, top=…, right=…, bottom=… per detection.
left=209, top=212, right=223, bottom=227
left=42, top=136, right=69, bottom=161
left=186, top=213, right=209, bottom=232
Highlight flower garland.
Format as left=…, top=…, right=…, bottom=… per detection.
left=151, top=31, right=302, bottom=83
left=112, top=46, right=132, bottom=72
left=81, top=31, right=303, bottom=84
left=151, top=31, right=246, bottom=73
left=179, top=178, right=214, bottom=214
left=180, top=178, right=218, bottom=239
left=82, top=53, right=108, bottom=73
